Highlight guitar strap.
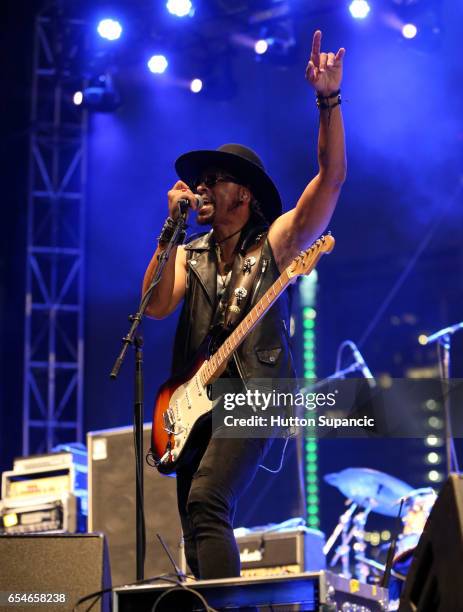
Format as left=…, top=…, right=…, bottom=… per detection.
left=217, top=232, right=267, bottom=331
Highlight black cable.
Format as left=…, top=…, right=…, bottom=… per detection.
left=151, top=585, right=219, bottom=612
left=380, top=499, right=404, bottom=588
left=132, top=418, right=147, bottom=562
left=72, top=573, right=183, bottom=611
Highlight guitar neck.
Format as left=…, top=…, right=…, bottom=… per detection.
left=199, top=268, right=291, bottom=385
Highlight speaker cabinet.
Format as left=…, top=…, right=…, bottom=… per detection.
left=400, top=473, right=463, bottom=612
left=88, top=425, right=183, bottom=586
left=0, top=533, right=111, bottom=612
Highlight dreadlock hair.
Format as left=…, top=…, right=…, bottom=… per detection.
left=250, top=197, right=270, bottom=227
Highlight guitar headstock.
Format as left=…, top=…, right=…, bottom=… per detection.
left=287, top=234, right=335, bottom=279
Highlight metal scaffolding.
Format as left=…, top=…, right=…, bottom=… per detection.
left=23, top=5, right=88, bottom=455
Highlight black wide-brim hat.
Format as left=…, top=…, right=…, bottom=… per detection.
left=175, top=143, right=282, bottom=224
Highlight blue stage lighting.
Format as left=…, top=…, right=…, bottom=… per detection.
left=148, top=55, right=168, bottom=74
left=166, top=0, right=192, bottom=18
left=190, top=78, right=203, bottom=93
left=349, top=0, right=371, bottom=19
left=402, top=23, right=418, bottom=39
left=97, top=19, right=122, bottom=41
left=254, top=39, right=269, bottom=55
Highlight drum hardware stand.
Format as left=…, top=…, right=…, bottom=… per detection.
left=109, top=203, right=189, bottom=581
left=425, top=321, right=463, bottom=475
left=352, top=504, right=373, bottom=583
left=355, top=555, right=406, bottom=582
left=325, top=500, right=373, bottom=580
left=324, top=500, right=358, bottom=578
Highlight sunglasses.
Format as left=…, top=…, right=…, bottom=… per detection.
left=192, top=173, right=241, bottom=192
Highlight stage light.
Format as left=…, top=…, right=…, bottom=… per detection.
left=428, top=416, right=443, bottom=429
left=425, top=435, right=442, bottom=447
left=97, top=19, right=122, bottom=41
left=301, top=274, right=320, bottom=530
left=81, top=87, right=121, bottom=112
left=79, top=74, right=121, bottom=112
left=148, top=55, right=168, bottom=74
left=427, top=470, right=442, bottom=482
left=254, top=39, right=269, bottom=55
left=166, top=0, right=192, bottom=18
left=190, top=78, right=203, bottom=93
left=418, top=334, right=428, bottom=345
left=402, top=23, right=418, bottom=39
left=427, top=452, right=440, bottom=464
left=349, top=0, right=371, bottom=19
left=73, top=91, right=83, bottom=106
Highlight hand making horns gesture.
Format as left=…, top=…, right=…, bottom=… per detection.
left=305, top=30, right=345, bottom=96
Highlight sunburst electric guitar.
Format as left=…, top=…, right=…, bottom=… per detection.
left=151, top=234, right=335, bottom=474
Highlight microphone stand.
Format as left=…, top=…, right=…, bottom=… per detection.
left=109, top=203, right=189, bottom=581
left=302, top=361, right=363, bottom=392
left=425, top=321, right=463, bottom=476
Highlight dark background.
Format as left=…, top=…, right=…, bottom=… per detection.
left=1, top=0, right=463, bottom=540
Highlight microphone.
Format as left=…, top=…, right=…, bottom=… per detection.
left=350, top=342, right=376, bottom=388
left=178, top=194, right=205, bottom=212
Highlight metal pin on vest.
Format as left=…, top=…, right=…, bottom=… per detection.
left=234, top=287, right=247, bottom=305
left=243, top=256, right=256, bottom=274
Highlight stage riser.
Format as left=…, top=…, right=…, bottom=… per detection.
left=113, top=571, right=388, bottom=612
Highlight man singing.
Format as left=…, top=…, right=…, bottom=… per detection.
left=143, top=30, right=346, bottom=580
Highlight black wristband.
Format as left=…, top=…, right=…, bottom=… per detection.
left=316, top=89, right=342, bottom=110
left=158, top=217, right=186, bottom=246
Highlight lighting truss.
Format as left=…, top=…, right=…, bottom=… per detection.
left=23, top=4, right=88, bottom=454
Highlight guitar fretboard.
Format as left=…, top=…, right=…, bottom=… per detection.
left=197, top=234, right=333, bottom=386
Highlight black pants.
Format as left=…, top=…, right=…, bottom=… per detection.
left=176, top=420, right=272, bottom=580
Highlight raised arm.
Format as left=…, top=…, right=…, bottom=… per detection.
left=269, top=30, right=346, bottom=270
left=143, top=180, right=198, bottom=319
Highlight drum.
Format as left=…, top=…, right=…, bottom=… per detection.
left=395, top=489, right=437, bottom=556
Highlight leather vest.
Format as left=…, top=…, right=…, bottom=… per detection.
left=171, top=226, right=296, bottom=382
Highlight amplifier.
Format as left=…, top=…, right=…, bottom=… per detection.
left=2, top=449, right=87, bottom=503
left=236, top=527, right=325, bottom=577
left=0, top=493, right=85, bottom=534
left=0, top=533, right=111, bottom=612
left=88, top=424, right=183, bottom=585
left=13, top=447, right=87, bottom=473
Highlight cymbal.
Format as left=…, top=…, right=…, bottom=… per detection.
left=324, top=468, right=413, bottom=517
